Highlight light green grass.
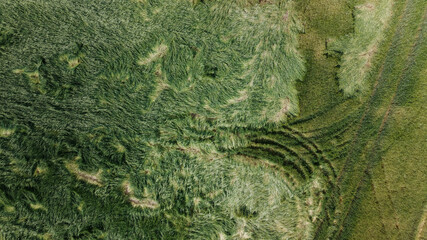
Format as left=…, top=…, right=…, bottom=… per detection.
left=329, top=0, right=393, bottom=97
left=345, top=4, right=427, bottom=239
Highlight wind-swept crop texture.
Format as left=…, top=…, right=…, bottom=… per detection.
left=0, top=0, right=321, bottom=239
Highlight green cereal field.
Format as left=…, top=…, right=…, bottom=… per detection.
left=0, top=0, right=426, bottom=239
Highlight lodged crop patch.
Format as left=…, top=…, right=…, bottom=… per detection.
left=0, top=0, right=326, bottom=239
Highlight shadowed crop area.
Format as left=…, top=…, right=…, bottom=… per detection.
left=0, top=0, right=426, bottom=239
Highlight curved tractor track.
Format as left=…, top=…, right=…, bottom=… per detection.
left=234, top=124, right=338, bottom=237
